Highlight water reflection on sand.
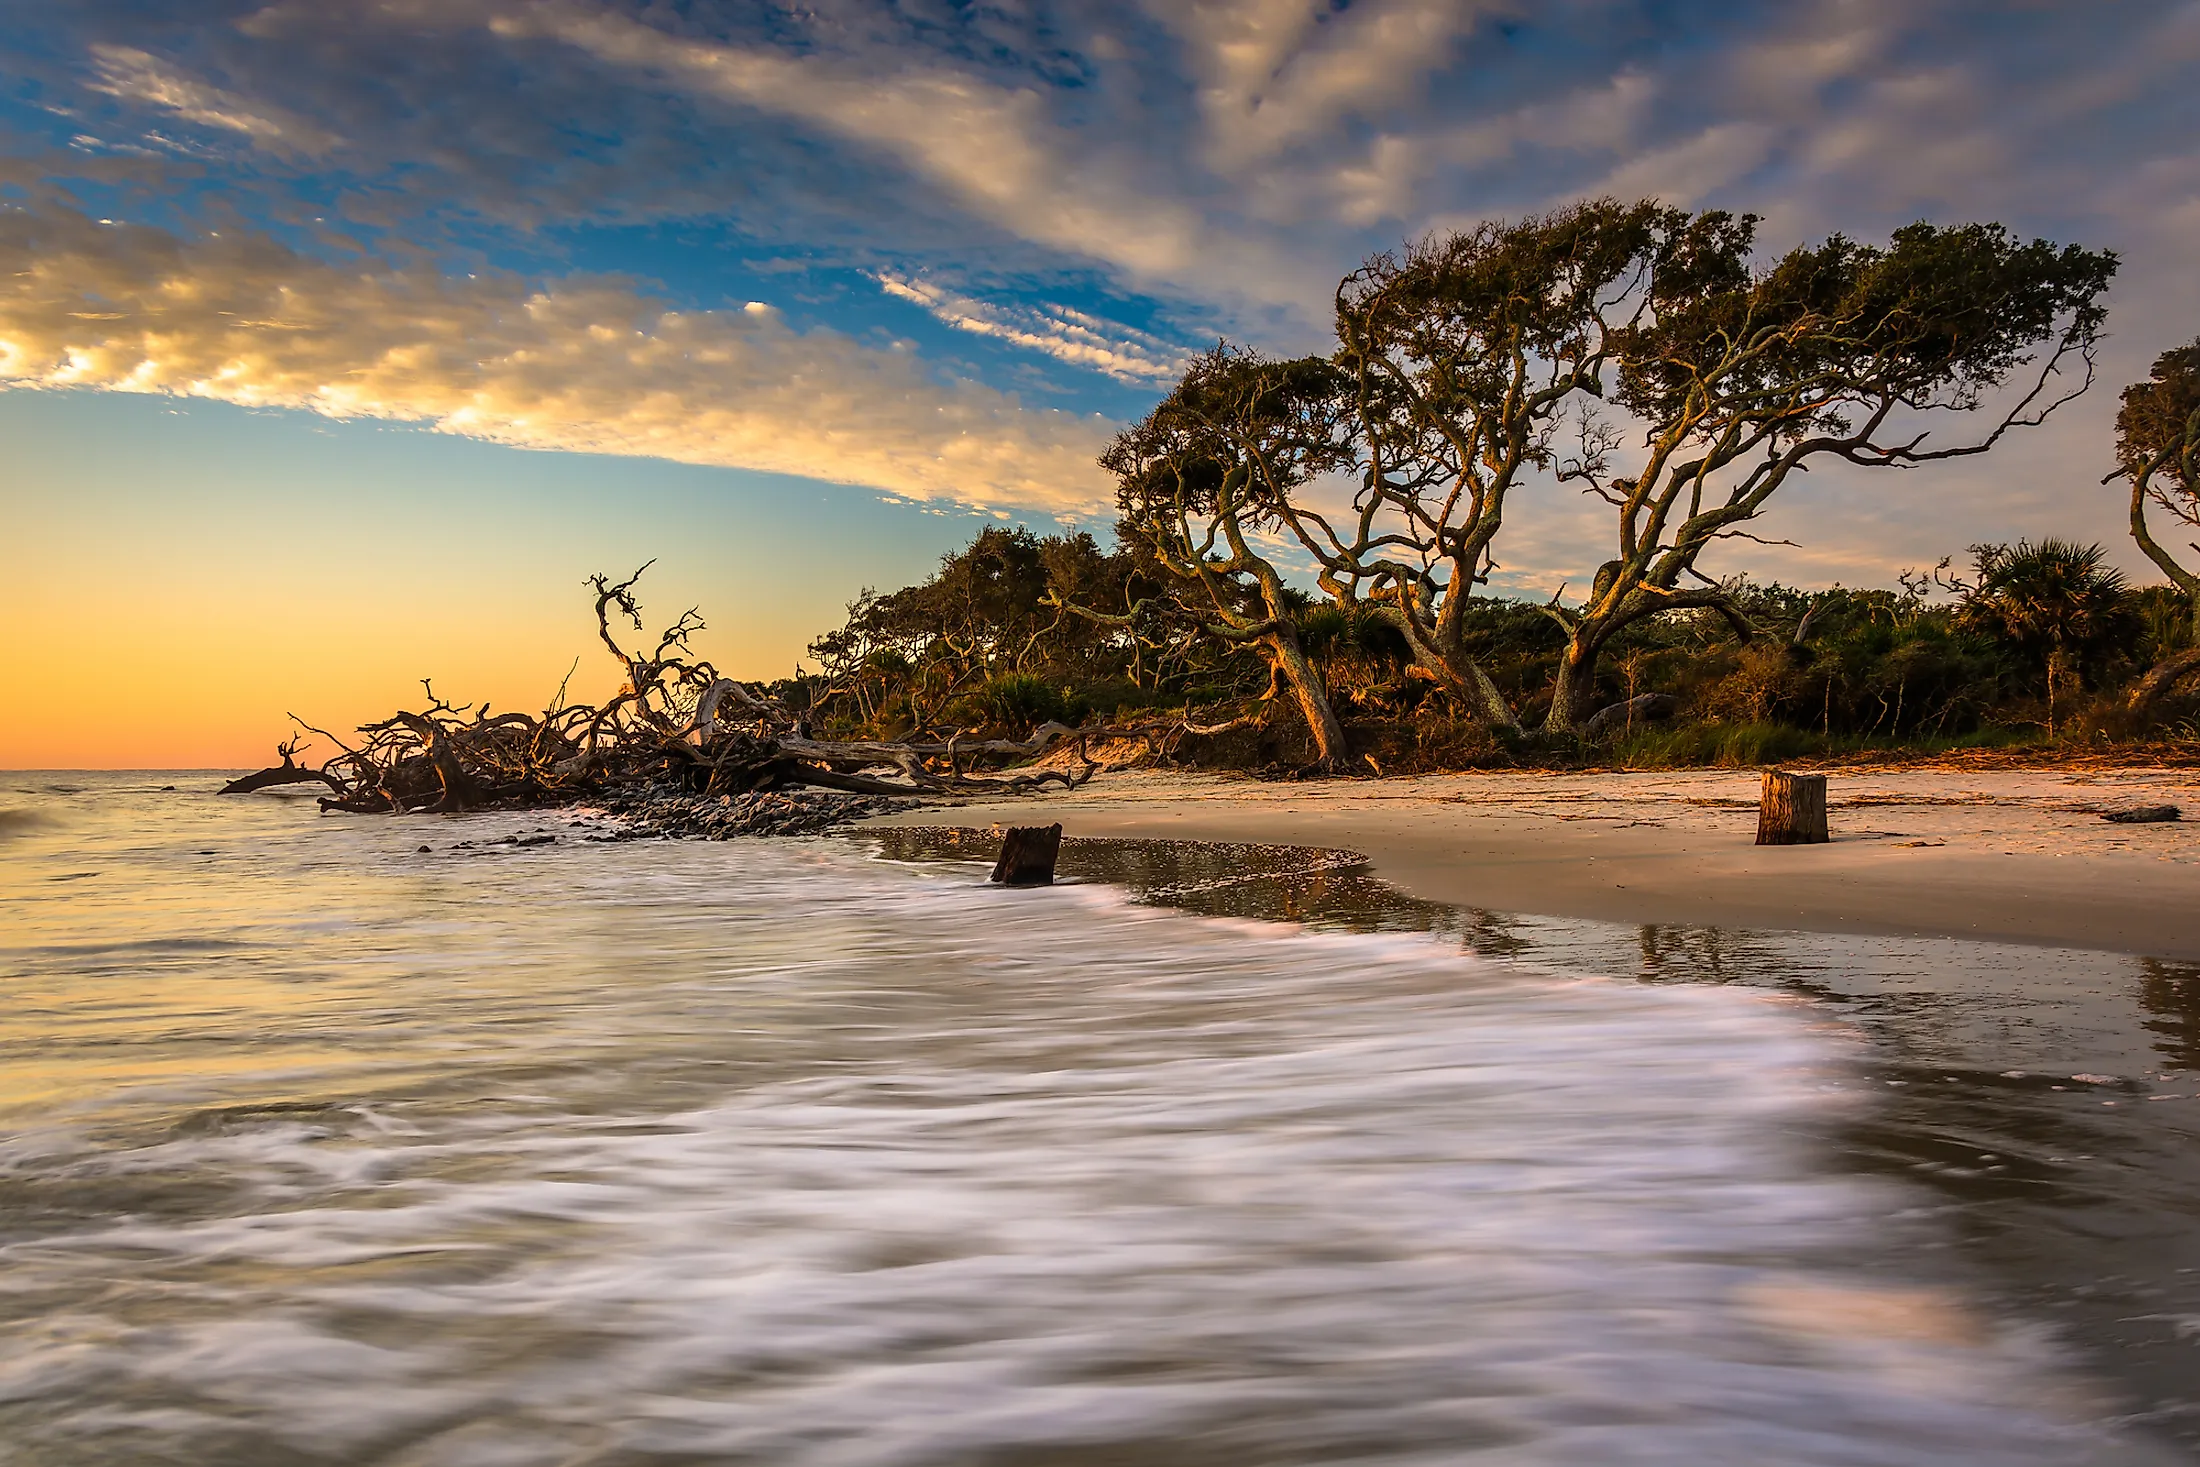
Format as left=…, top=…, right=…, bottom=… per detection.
left=867, top=828, right=2200, bottom=1454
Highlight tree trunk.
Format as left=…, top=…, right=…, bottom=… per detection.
left=1266, top=633, right=1351, bottom=770
left=1387, top=607, right=1520, bottom=731
left=1542, top=640, right=1601, bottom=733
left=991, top=824, right=1063, bottom=885
left=218, top=760, right=344, bottom=795
left=1756, top=770, right=1828, bottom=846
left=2128, top=646, right=2200, bottom=711
left=1409, top=651, right=1520, bottom=730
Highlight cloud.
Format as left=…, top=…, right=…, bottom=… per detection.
left=482, top=1, right=1257, bottom=287
left=87, top=43, right=336, bottom=156
left=10, top=0, right=2200, bottom=582
left=1150, top=0, right=1503, bottom=168
left=0, top=205, right=1114, bottom=513
left=871, top=273, right=1192, bottom=382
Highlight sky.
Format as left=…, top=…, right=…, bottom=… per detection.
left=3, top=0, right=2198, bottom=767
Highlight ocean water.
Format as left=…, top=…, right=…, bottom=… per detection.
left=0, top=776, right=2187, bottom=1465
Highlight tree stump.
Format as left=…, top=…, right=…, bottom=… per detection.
left=1756, top=771, right=1828, bottom=845
left=990, top=824, right=1063, bottom=886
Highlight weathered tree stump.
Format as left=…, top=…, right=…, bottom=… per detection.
left=991, top=824, right=1063, bottom=886
left=1756, top=770, right=1828, bottom=845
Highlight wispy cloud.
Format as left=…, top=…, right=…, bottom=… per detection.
left=9, top=0, right=2200, bottom=577
left=87, top=43, right=336, bottom=156
left=482, top=1, right=1268, bottom=289
left=0, top=206, right=1114, bottom=513
left=1151, top=0, right=1503, bottom=168
left=872, top=274, right=1192, bottom=382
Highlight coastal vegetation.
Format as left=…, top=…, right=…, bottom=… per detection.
left=250, top=205, right=2200, bottom=806
left=784, top=211, right=2196, bottom=774
left=792, top=529, right=2200, bottom=772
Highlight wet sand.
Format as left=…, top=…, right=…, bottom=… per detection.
left=864, top=767, right=2200, bottom=960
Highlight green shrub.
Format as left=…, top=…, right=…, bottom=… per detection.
left=967, top=673, right=1072, bottom=731
left=1612, top=721, right=1819, bottom=768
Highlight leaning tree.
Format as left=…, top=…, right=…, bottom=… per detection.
left=2113, top=336, right=2200, bottom=707
left=1542, top=216, right=2117, bottom=732
left=1320, top=199, right=1677, bottom=730
left=1099, top=345, right=1357, bottom=769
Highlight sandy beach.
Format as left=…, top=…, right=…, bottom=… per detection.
left=867, top=766, right=2200, bottom=960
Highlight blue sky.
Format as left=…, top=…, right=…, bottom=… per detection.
left=4, top=0, right=2199, bottom=761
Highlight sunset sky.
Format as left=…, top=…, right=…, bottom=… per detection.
left=4, top=0, right=2199, bottom=767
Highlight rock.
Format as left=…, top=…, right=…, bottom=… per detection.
left=595, top=781, right=921, bottom=841
left=2103, top=805, right=2181, bottom=824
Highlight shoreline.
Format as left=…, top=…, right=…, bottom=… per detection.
left=862, top=766, right=2200, bottom=960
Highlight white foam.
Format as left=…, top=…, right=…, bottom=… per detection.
left=0, top=802, right=2173, bottom=1465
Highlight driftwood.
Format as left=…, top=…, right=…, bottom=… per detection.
left=1581, top=693, right=1678, bottom=741
left=247, top=566, right=1128, bottom=818
left=219, top=736, right=345, bottom=795
left=2127, top=648, right=2200, bottom=711
left=2103, top=804, right=2181, bottom=824
left=1756, top=770, right=1829, bottom=845
left=991, top=824, right=1063, bottom=886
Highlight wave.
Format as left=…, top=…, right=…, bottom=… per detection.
left=0, top=840, right=2170, bottom=1465
left=0, top=806, right=56, bottom=840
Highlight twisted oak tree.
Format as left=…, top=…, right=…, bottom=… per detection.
left=1101, top=346, right=1357, bottom=769
left=2115, top=337, right=2200, bottom=706
left=1544, top=217, right=2116, bottom=731
left=1317, top=200, right=1676, bottom=730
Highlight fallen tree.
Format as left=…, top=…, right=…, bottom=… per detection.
left=226, top=565, right=1114, bottom=815
left=216, top=735, right=344, bottom=795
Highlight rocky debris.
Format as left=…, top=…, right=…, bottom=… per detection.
left=590, top=783, right=922, bottom=840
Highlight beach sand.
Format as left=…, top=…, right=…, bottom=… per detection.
left=864, top=766, right=2200, bottom=959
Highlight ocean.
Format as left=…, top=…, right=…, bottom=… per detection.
left=1, top=774, right=2193, bottom=1465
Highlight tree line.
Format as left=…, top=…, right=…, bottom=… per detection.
left=795, top=198, right=2200, bottom=770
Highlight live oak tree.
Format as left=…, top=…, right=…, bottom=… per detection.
left=1320, top=199, right=1675, bottom=730
left=1100, top=345, right=1357, bottom=769
left=1544, top=217, right=2116, bottom=732
left=2114, top=337, right=2200, bottom=706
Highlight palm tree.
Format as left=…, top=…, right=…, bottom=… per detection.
left=1958, top=539, right=2135, bottom=731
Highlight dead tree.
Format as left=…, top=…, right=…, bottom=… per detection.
left=283, top=567, right=1117, bottom=815
left=1756, top=770, right=1829, bottom=845
left=990, top=824, right=1063, bottom=886
left=218, top=734, right=344, bottom=795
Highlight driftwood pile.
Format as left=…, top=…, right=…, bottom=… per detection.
left=222, top=565, right=1110, bottom=818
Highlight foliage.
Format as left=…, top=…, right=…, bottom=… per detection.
left=2117, top=337, right=2200, bottom=635
left=964, top=672, right=1076, bottom=731
left=1956, top=539, right=2135, bottom=682
left=1100, top=344, right=1358, bottom=766
left=1541, top=216, right=2117, bottom=730
left=790, top=196, right=2187, bottom=768
left=1320, top=199, right=1675, bottom=723
left=801, top=525, right=1264, bottom=740
left=795, top=514, right=2200, bottom=767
